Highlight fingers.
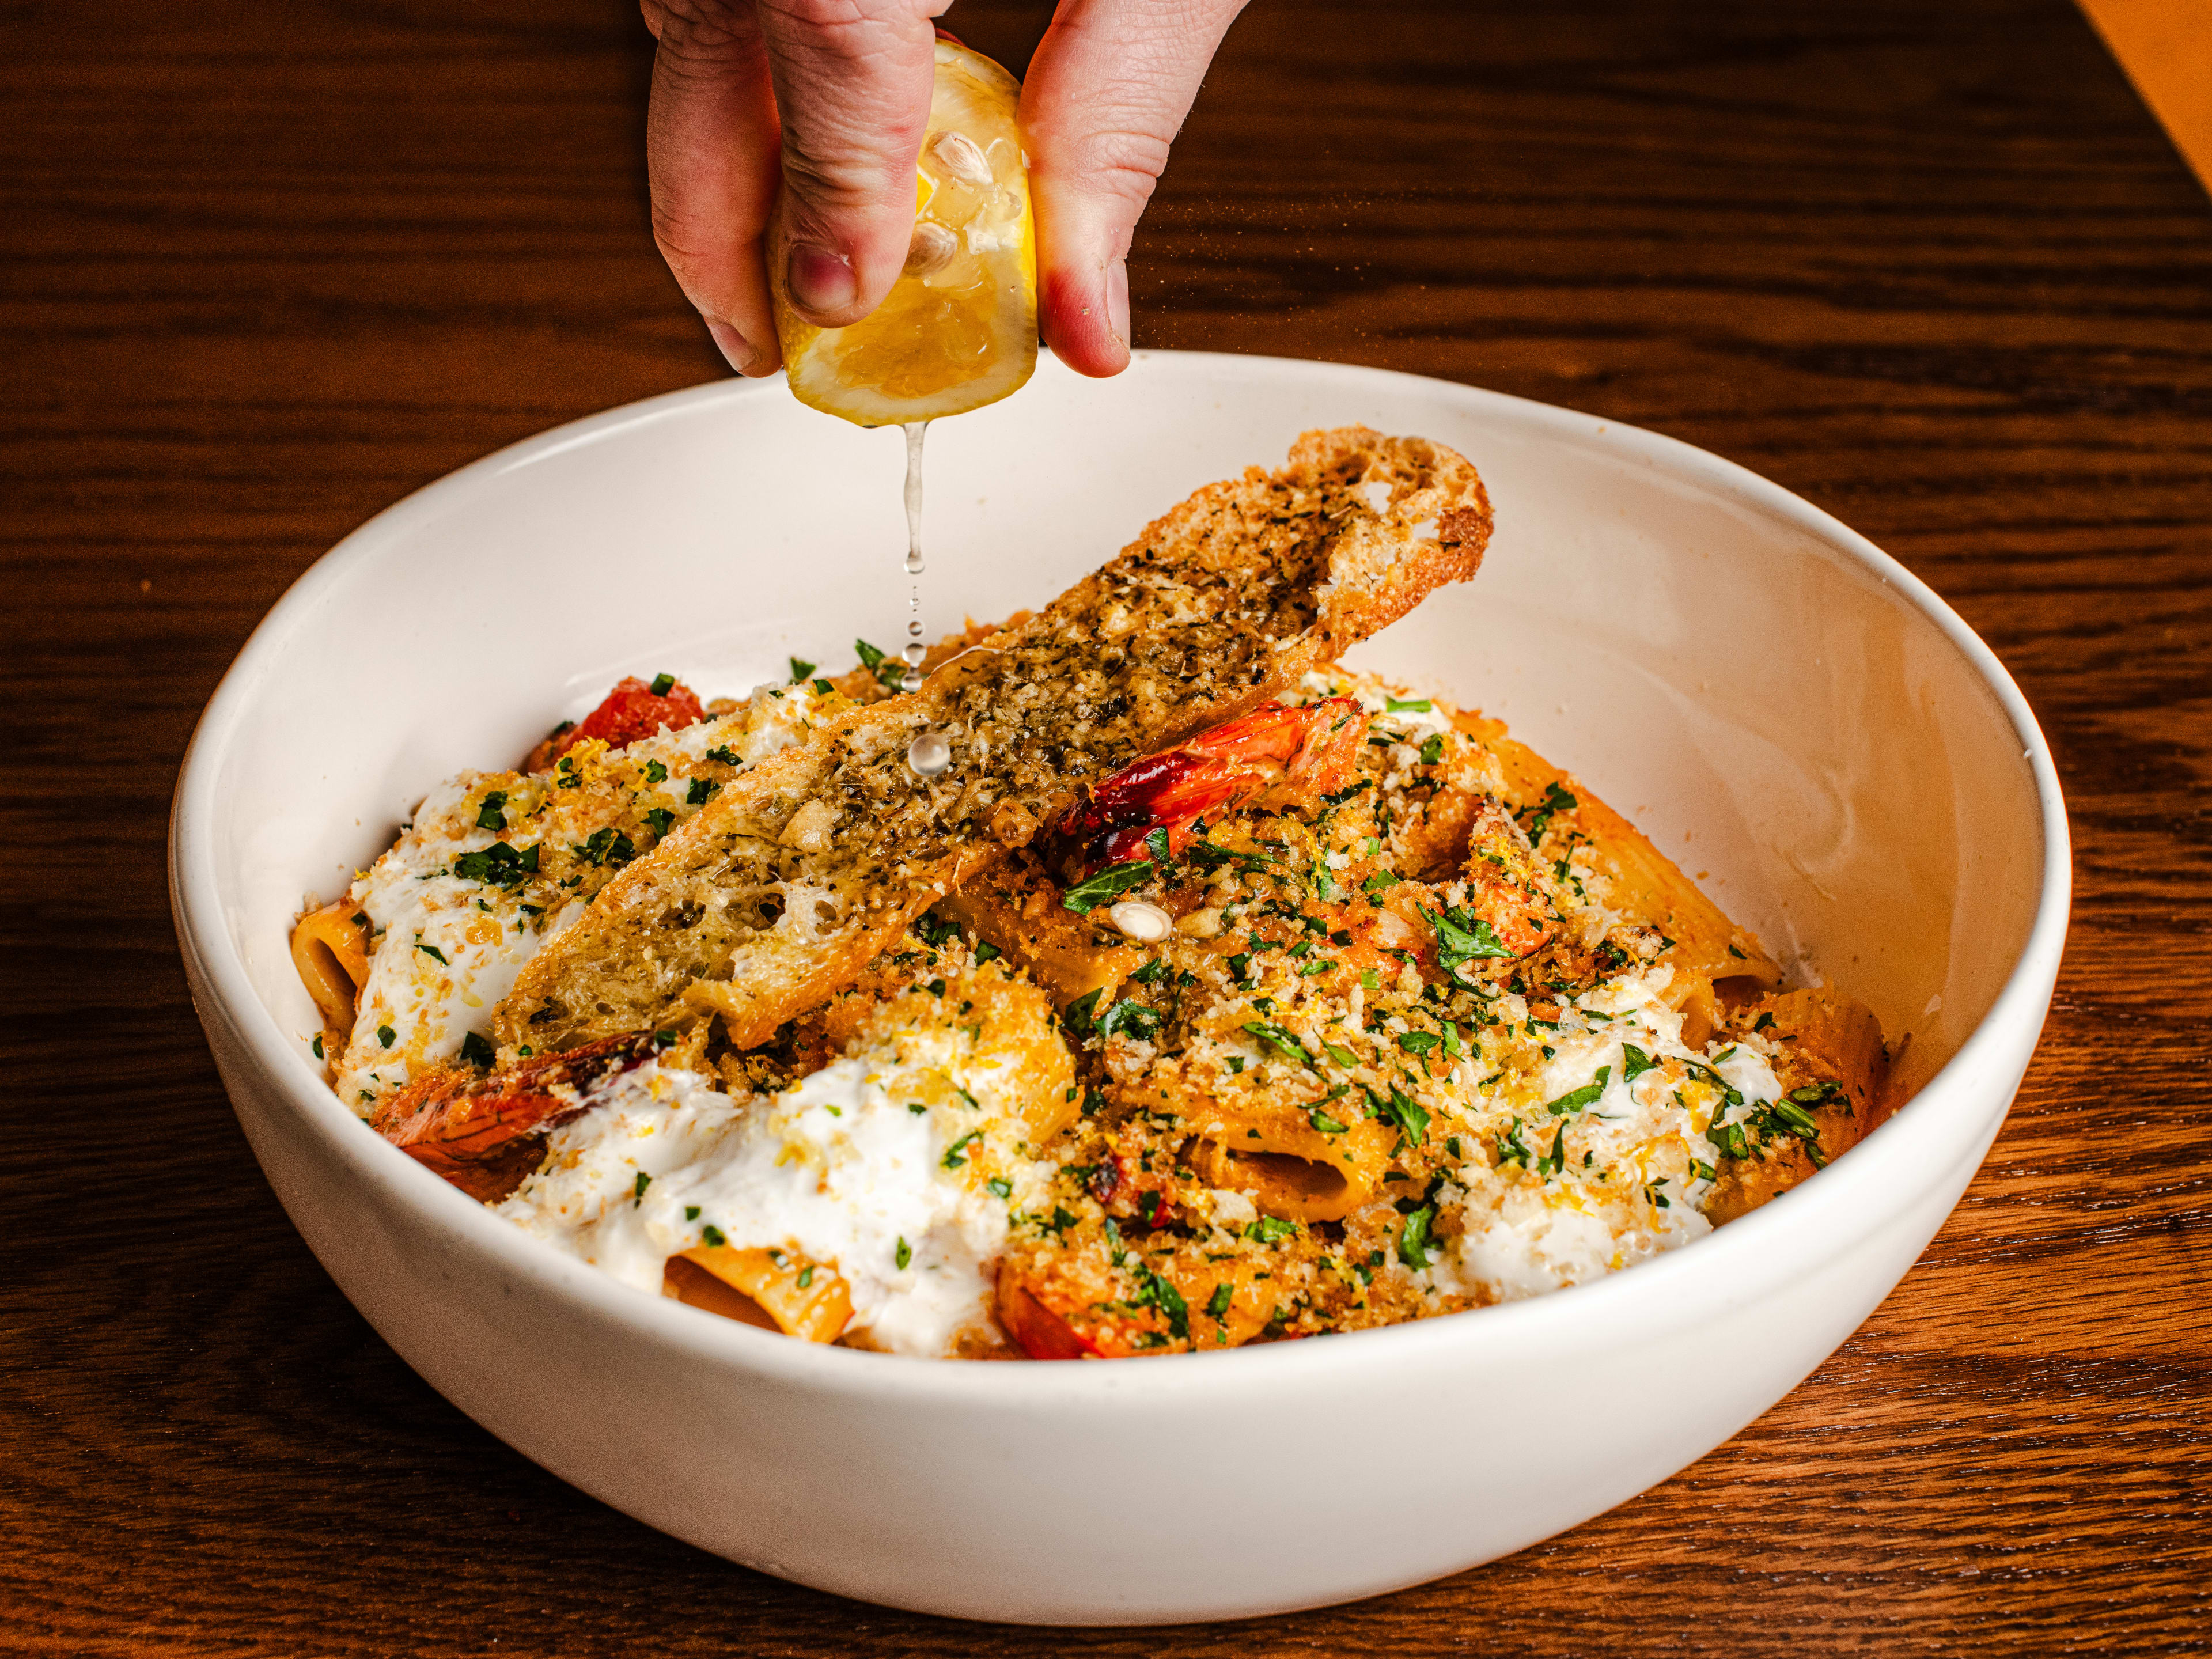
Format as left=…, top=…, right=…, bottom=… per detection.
left=643, top=0, right=785, bottom=374
left=1022, top=0, right=1249, bottom=377
left=755, top=0, right=945, bottom=326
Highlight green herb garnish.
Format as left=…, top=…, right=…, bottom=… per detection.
left=1241, top=1021, right=1315, bottom=1068
left=1397, top=1205, right=1438, bottom=1270
left=1545, top=1066, right=1611, bottom=1116
left=1620, top=1043, right=1658, bottom=1086
left=1520, top=781, right=1578, bottom=843
left=1061, top=858, right=1154, bottom=915
left=453, top=840, right=540, bottom=888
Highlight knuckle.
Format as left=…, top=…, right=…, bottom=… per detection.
left=1058, top=124, right=1173, bottom=204
left=778, top=138, right=909, bottom=213
left=646, top=0, right=756, bottom=58
left=758, top=0, right=931, bottom=36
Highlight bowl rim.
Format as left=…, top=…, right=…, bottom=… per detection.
left=170, top=349, right=2072, bottom=1403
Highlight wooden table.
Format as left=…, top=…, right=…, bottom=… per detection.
left=6, top=0, right=2207, bottom=1652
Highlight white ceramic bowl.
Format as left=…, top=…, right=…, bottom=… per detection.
left=171, top=351, right=2069, bottom=1624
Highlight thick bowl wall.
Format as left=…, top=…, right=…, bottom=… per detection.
left=172, top=352, right=2069, bottom=1624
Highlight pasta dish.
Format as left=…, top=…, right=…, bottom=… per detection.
left=291, top=427, right=1891, bottom=1359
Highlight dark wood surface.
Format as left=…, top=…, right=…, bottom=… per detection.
left=5, top=0, right=2208, bottom=1652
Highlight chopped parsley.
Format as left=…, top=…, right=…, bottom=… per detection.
left=1206, top=1282, right=1234, bottom=1320
left=649, top=673, right=676, bottom=696
left=1385, top=696, right=1433, bottom=713
left=1421, top=903, right=1513, bottom=972
left=1397, top=1205, right=1438, bottom=1271
left=460, top=1031, right=496, bottom=1068
left=1097, top=998, right=1162, bottom=1043
left=475, top=791, right=507, bottom=832
left=895, top=1237, right=912, bottom=1269
left=1131, top=1267, right=1190, bottom=1341
left=416, top=941, right=448, bottom=965
left=1241, top=1021, right=1315, bottom=1069
left=706, top=744, right=741, bottom=767
left=1537, top=1122, right=1568, bottom=1179
left=1544, top=1066, right=1611, bottom=1116
left=1397, top=1030, right=1440, bottom=1056
left=941, top=1129, right=983, bottom=1168
left=1373, top=1085, right=1430, bottom=1145
left=633, top=1171, right=650, bottom=1203
left=1418, top=734, right=1445, bottom=766
left=852, top=638, right=908, bottom=692
left=789, top=657, right=816, bottom=682
left=578, top=827, right=636, bottom=868
left=377, top=1024, right=395, bottom=1048
left=686, top=776, right=717, bottom=806
left=643, top=760, right=668, bottom=785
left=1061, top=858, right=1154, bottom=915
left=1620, top=1043, right=1658, bottom=1086
left=700, top=1223, right=727, bottom=1248
left=644, top=807, right=675, bottom=837
left=1520, top=780, right=1579, bottom=843
left=453, top=840, right=540, bottom=888
left=1245, top=1215, right=1300, bottom=1245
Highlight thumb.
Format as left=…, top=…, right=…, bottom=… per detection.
left=757, top=0, right=945, bottom=326
left=1022, top=0, right=1249, bottom=377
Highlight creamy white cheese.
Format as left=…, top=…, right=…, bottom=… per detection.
left=330, top=683, right=831, bottom=1109
left=494, top=1031, right=1044, bottom=1358
left=1435, top=968, right=1785, bottom=1302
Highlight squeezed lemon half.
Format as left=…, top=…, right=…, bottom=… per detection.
left=771, top=40, right=1037, bottom=426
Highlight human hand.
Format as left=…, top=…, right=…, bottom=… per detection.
left=639, top=0, right=1250, bottom=381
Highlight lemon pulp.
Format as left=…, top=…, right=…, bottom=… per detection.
left=773, top=41, right=1037, bottom=426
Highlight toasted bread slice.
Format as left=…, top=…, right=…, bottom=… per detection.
left=495, top=427, right=1492, bottom=1053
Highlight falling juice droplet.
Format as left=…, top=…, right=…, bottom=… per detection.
left=906, top=730, right=952, bottom=777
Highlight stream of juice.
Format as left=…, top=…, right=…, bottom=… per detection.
left=899, top=420, right=953, bottom=778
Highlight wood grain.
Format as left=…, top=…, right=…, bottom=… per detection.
left=3, top=0, right=2208, bottom=1652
